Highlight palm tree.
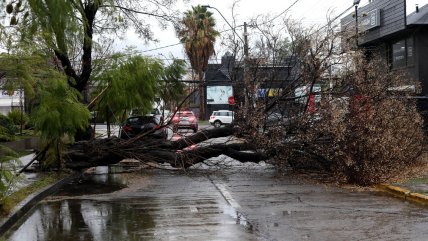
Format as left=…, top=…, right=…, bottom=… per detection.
left=178, top=5, right=219, bottom=120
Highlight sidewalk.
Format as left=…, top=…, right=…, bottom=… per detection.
left=0, top=153, right=79, bottom=236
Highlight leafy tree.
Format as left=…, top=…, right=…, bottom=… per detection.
left=0, top=53, right=36, bottom=99
left=0, top=145, right=20, bottom=203
left=95, top=55, right=162, bottom=121
left=94, top=55, right=186, bottom=126
left=2, top=0, right=181, bottom=98
left=0, top=115, right=18, bottom=141
left=178, top=5, right=219, bottom=119
left=32, top=76, right=90, bottom=168
left=157, top=59, right=187, bottom=113
left=7, top=109, right=29, bottom=127
left=0, top=52, right=42, bottom=134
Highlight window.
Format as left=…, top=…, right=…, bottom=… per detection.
left=392, top=40, right=406, bottom=68
left=407, top=37, right=414, bottom=66
left=391, top=37, right=414, bottom=69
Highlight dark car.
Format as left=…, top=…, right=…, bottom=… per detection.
left=119, top=115, right=167, bottom=139
left=171, top=111, right=198, bottom=133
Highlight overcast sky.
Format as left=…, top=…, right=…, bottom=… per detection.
left=115, top=0, right=428, bottom=61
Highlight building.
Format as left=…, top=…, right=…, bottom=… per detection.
left=341, top=0, right=428, bottom=95
left=203, top=53, right=299, bottom=119
left=0, top=90, right=23, bottom=116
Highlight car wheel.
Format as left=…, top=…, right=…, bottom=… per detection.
left=214, top=121, right=221, bottom=128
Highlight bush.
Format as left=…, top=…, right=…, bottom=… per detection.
left=7, top=109, right=29, bottom=127
left=0, top=126, right=14, bottom=142
left=0, top=145, right=20, bottom=204
left=0, top=114, right=18, bottom=137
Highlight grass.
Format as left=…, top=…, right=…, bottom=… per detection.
left=12, top=129, right=37, bottom=141
left=0, top=173, right=65, bottom=216
left=400, top=177, right=428, bottom=185
left=17, top=150, right=33, bottom=157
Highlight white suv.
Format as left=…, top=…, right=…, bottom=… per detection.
left=209, top=110, right=234, bottom=128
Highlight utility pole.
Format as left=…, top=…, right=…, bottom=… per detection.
left=243, top=22, right=250, bottom=115
left=354, top=0, right=360, bottom=47
left=244, top=22, right=249, bottom=57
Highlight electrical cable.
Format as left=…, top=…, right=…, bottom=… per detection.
left=140, top=25, right=243, bottom=54
left=315, top=4, right=355, bottom=33
left=140, top=0, right=302, bottom=54
left=267, top=0, right=301, bottom=23
left=140, top=1, right=352, bottom=55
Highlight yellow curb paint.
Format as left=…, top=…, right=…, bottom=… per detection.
left=408, top=193, right=428, bottom=206
left=376, top=184, right=428, bottom=206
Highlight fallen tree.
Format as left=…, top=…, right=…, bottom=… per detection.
left=64, top=126, right=267, bottom=170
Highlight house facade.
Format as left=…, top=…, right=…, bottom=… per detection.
left=203, top=53, right=299, bottom=119
left=0, top=90, right=23, bottom=116
left=341, top=0, right=428, bottom=95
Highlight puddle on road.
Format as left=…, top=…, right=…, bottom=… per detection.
left=6, top=170, right=259, bottom=240
left=222, top=203, right=254, bottom=231
left=54, top=171, right=128, bottom=196
left=6, top=199, right=158, bottom=241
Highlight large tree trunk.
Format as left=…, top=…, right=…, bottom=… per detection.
left=64, top=127, right=267, bottom=170
left=198, top=71, right=206, bottom=120
left=53, top=2, right=97, bottom=95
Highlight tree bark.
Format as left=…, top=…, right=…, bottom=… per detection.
left=198, top=71, right=206, bottom=120
left=64, top=127, right=267, bottom=170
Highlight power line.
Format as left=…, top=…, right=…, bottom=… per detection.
left=268, top=0, right=301, bottom=22
left=140, top=42, right=182, bottom=53
left=312, top=4, right=355, bottom=35
left=139, top=1, right=351, bottom=55
left=140, top=0, right=302, bottom=54
left=140, top=26, right=243, bottom=54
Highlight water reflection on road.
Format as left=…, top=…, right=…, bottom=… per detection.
left=8, top=199, right=158, bottom=241
left=6, top=171, right=257, bottom=241
left=6, top=169, right=428, bottom=241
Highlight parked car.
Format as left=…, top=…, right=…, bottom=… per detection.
left=209, top=110, right=234, bottom=128
left=172, top=111, right=198, bottom=132
left=119, top=115, right=167, bottom=139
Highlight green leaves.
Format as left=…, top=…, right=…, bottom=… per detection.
left=157, top=59, right=186, bottom=108
left=95, top=55, right=162, bottom=121
left=32, top=77, right=90, bottom=141
left=0, top=145, right=20, bottom=202
left=0, top=53, right=38, bottom=99
left=27, top=0, right=77, bottom=54
left=178, top=5, right=219, bottom=73
left=93, top=55, right=186, bottom=122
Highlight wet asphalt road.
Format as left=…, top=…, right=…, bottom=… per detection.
left=5, top=169, right=428, bottom=241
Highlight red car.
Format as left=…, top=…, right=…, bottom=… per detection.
left=171, top=111, right=198, bottom=133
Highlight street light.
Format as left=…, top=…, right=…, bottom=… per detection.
left=354, top=0, right=360, bottom=46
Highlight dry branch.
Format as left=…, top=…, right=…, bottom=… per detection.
left=64, top=126, right=267, bottom=169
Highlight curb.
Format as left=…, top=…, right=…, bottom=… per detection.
left=376, top=184, right=428, bottom=206
left=0, top=172, right=81, bottom=236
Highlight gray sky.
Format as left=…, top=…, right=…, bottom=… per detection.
left=115, top=0, right=428, bottom=60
